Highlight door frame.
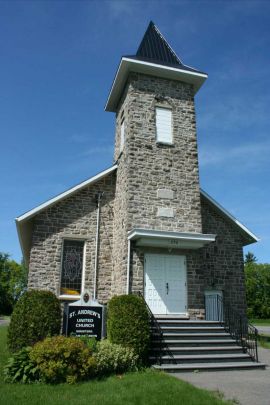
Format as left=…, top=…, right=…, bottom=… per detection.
left=144, top=253, right=188, bottom=315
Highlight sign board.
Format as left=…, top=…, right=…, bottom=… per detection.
left=63, top=292, right=105, bottom=340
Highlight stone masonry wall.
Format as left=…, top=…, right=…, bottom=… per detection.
left=111, top=72, right=202, bottom=295
left=28, top=172, right=116, bottom=303
left=200, top=196, right=247, bottom=315
left=128, top=195, right=247, bottom=317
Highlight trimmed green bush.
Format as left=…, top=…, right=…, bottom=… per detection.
left=107, top=294, right=150, bottom=361
left=94, top=339, right=139, bottom=376
left=3, top=347, right=40, bottom=384
left=30, top=335, right=96, bottom=384
left=7, top=290, right=61, bottom=352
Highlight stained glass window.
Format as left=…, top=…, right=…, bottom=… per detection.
left=60, top=240, right=84, bottom=296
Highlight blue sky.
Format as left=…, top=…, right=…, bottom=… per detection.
left=0, top=0, right=269, bottom=263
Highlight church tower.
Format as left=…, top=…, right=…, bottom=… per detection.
left=106, top=22, right=210, bottom=296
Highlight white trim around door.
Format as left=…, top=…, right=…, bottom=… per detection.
left=144, top=253, right=187, bottom=315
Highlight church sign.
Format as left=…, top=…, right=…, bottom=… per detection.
left=63, top=293, right=105, bottom=340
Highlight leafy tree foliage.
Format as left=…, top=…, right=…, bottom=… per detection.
left=245, top=261, right=270, bottom=319
left=245, top=251, right=257, bottom=264
left=0, top=253, right=28, bottom=315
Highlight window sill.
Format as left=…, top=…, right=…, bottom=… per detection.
left=59, top=295, right=80, bottom=301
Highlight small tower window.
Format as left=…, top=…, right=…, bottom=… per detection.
left=156, top=107, right=172, bottom=144
left=120, top=118, right=125, bottom=152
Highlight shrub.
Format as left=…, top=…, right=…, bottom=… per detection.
left=107, top=294, right=150, bottom=361
left=3, top=347, right=40, bottom=384
left=79, top=336, right=97, bottom=352
left=94, top=339, right=139, bottom=376
left=7, top=290, right=61, bottom=352
left=30, top=335, right=96, bottom=384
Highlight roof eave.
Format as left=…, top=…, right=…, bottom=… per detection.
left=200, top=189, right=259, bottom=246
left=105, top=57, right=208, bottom=113
left=16, top=164, right=118, bottom=265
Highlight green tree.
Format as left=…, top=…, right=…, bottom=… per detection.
left=245, top=251, right=257, bottom=264
left=245, top=261, right=270, bottom=319
left=0, top=253, right=28, bottom=315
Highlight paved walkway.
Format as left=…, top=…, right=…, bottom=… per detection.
left=174, top=347, right=270, bottom=405
left=255, top=325, right=270, bottom=335
left=0, top=318, right=9, bottom=326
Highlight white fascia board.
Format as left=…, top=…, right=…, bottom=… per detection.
left=128, top=228, right=216, bottom=243
left=105, top=58, right=208, bottom=112
left=16, top=165, right=118, bottom=223
left=200, top=189, right=259, bottom=243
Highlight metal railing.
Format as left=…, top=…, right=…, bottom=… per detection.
left=135, top=292, right=176, bottom=365
left=205, top=294, right=259, bottom=362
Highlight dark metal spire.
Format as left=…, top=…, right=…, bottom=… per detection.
left=136, top=21, right=182, bottom=66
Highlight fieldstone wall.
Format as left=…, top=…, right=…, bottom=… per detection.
left=128, top=195, right=247, bottom=317
left=28, top=172, right=116, bottom=303
left=111, top=72, right=202, bottom=295
left=200, top=195, right=247, bottom=315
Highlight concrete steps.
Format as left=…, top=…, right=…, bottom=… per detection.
left=150, top=318, right=266, bottom=372
left=153, top=362, right=266, bottom=372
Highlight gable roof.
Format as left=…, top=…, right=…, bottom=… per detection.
left=200, top=189, right=259, bottom=245
left=16, top=164, right=258, bottom=266
left=16, top=165, right=117, bottom=266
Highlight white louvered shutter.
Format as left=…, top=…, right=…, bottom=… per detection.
left=156, top=107, right=172, bottom=144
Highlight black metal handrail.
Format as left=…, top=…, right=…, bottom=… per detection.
left=135, top=292, right=176, bottom=365
left=205, top=294, right=259, bottom=362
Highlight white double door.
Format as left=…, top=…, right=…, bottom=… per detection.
left=144, top=254, right=187, bottom=315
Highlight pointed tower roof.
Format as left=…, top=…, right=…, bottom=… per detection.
left=136, top=21, right=182, bottom=66
left=105, top=21, right=208, bottom=112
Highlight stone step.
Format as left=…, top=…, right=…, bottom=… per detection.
left=156, top=320, right=223, bottom=327
left=151, top=339, right=237, bottom=346
left=153, top=326, right=226, bottom=333
left=153, top=361, right=266, bottom=372
left=150, top=345, right=244, bottom=355
left=149, top=353, right=251, bottom=364
left=152, top=332, right=232, bottom=340
left=155, top=315, right=190, bottom=320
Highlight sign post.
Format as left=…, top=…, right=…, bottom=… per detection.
left=63, top=292, right=106, bottom=340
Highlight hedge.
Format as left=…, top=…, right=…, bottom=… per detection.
left=7, top=290, right=61, bottom=352
left=107, top=294, right=150, bottom=362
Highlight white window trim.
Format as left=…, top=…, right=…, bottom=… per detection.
left=59, top=239, right=86, bottom=300
left=120, top=118, right=125, bottom=152
left=155, top=106, right=173, bottom=145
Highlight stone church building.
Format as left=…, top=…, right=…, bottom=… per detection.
left=16, top=22, right=258, bottom=320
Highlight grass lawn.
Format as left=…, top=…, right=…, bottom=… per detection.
left=0, top=326, right=234, bottom=405
left=249, top=319, right=270, bottom=326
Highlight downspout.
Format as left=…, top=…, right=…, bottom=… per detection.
left=93, top=192, right=103, bottom=300
left=126, top=238, right=131, bottom=294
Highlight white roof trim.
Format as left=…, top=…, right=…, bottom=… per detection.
left=128, top=228, right=216, bottom=242
left=16, top=165, right=118, bottom=223
left=128, top=228, right=216, bottom=249
left=105, top=57, right=208, bottom=112
left=200, top=189, right=259, bottom=242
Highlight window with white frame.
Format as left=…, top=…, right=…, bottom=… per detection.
left=60, top=239, right=84, bottom=296
left=120, top=118, right=125, bottom=152
left=156, top=107, right=173, bottom=144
